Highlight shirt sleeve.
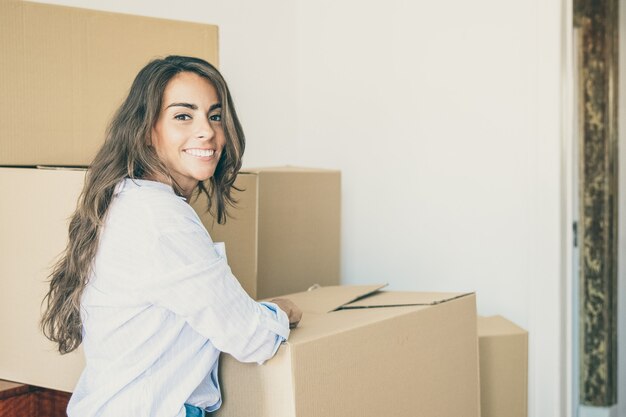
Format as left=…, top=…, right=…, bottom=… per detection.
left=147, top=212, right=289, bottom=364
left=258, top=301, right=291, bottom=364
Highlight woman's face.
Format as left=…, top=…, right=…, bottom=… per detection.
left=151, top=71, right=225, bottom=198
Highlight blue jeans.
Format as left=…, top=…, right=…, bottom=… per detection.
left=184, top=404, right=208, bottom=417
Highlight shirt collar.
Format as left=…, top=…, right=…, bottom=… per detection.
left=116, top=178, right=186, bottom=200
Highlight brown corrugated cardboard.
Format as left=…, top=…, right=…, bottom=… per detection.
left=0, top=167, right=86, bottom=392
left=0, top=0, right=219, bottom=165
left=477, top=315, right=528, bottom=417
left=190, top=167, right=341, bottom=300
left=0, top=166, right=340, bottom=391
left=216, top=286, right=481, bottom=417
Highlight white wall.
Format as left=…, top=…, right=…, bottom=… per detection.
left=30, top=1, right=568, bottom=416
left=295, top=1, right=565, bottom=416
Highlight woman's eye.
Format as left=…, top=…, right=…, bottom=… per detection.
left=209, top=113, right=222, bottom=122
left=174, top=114, right=191, bottom=121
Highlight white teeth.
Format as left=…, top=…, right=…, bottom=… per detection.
left=185, top=149, right=215, bottom=157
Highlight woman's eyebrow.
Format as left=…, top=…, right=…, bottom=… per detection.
left=166, top=102, right=198, bottom=110
left=165, top=102, right=222, bottom=111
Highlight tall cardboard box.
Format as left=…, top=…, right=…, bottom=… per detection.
left=216, top=286, right=481, bottom=417
left=477, top=316, right=528, bottom=417
left=191, top=167, right=341, bottom=299
left=0, top=0, right=219, bottom=165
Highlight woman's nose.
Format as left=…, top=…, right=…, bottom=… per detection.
left=195, top=117, right=215, bottom=140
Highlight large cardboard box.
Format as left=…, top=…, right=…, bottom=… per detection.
left=0, top=0, right=219, bottom=165
left=477, top=316, right=528, bottom=417
left=216, top=285, right=481, bottom=417
left=0, top=166, right=340, bottom=391
left=0, top=167, right=86, bottom=392
left=191, top=167, right=341, bottom=300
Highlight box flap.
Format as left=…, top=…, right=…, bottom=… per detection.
left=270, top=284, right=387, bottom=314
left=341, top=291, right=472, bottom=309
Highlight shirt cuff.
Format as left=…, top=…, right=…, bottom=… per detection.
left=259, top=301, right=290, bottom=340
left=257, top=301, right=290, bottom=365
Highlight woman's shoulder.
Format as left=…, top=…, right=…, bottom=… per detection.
left=114, top=178, right=183, bottom=205
left=112, top=178, right=202, bottom=232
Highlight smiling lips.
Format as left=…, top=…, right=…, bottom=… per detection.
left=184, top=148, right=215, bottom=159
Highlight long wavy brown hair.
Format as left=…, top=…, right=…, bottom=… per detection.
left=41, top=55, right=245, bottom=354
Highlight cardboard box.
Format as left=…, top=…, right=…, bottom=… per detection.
left=0, top=0, right=219, bottom=165
left=0, top=166, right=340, bottom=391
left=477, top=316, right=528, bottom=417
left=191, top=167, right=341, bottom=299
left=0, top=167, right=86, bottom=392
left=216, top=285, right=481, bottom=417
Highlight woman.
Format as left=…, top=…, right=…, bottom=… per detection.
left=41, top=55, right=301, bottom=417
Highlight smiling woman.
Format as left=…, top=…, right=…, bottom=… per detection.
left=39, top=56, right=302, bottom=417
left=150, top=72, right=226, bottom=199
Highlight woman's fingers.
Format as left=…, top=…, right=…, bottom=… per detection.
left=271, top=298, right=302, bottom=328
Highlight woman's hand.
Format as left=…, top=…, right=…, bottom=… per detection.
left=270, top=298, right=302, bottom=329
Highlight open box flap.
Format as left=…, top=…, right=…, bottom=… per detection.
left=340, top=291, right=472, bottom=309
left=271, top=284, right=387, bottom=314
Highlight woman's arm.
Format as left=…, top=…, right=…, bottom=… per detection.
left=147, top=223, right=291, bottom=364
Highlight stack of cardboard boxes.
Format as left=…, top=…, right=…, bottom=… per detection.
left=0, top=0, right=222, bottom=393
left=0, top=2, right=528, bottom=417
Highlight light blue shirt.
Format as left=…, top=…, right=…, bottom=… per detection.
left=67, top=178, right=290, bottom=417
